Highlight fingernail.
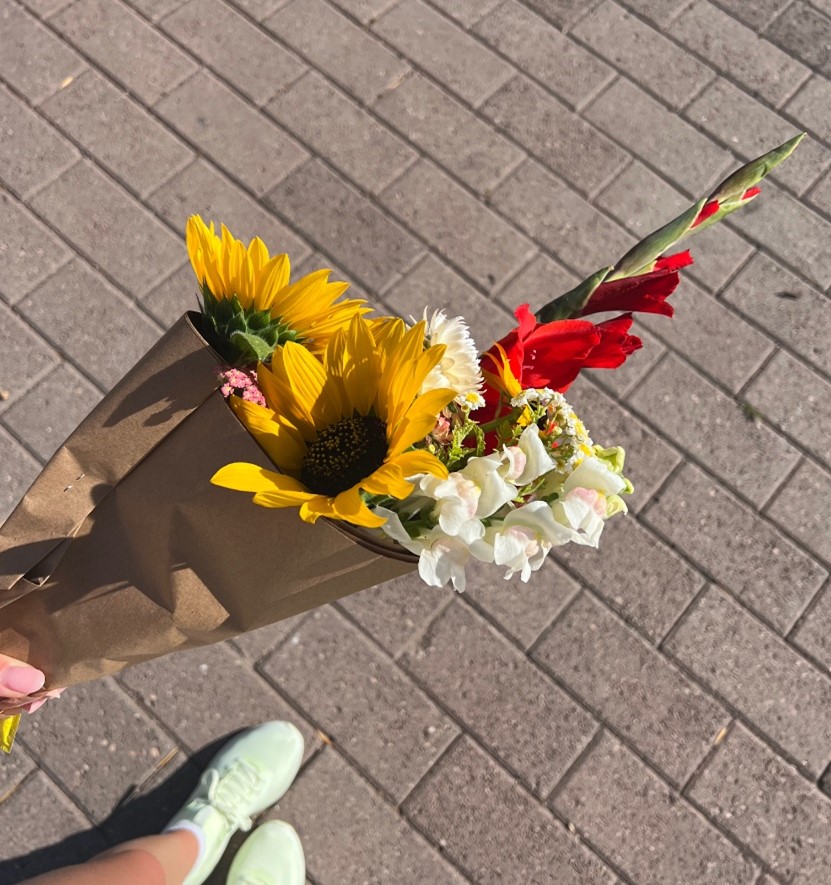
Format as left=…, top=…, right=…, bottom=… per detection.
left=24, top=699, right=47, bottom=714
left=0, top=666, right=45, bottom=695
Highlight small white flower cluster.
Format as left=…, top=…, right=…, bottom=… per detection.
left=376, top=423, right=629, bottom=592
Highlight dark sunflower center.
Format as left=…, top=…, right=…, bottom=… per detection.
left=300, top=415, right=388, bottom=497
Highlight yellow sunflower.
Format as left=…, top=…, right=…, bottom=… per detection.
left=212, top=315, right=455, bottom=528
left=186, top=215, right=366, bottom=361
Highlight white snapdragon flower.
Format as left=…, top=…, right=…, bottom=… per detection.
left=375, top=506, right=477, bottom=592
left=419, top=309, right=485, bottom=409
left=418, top=473, right=485, bottom=540
left=480, top=501, right=575, bottom=581
left=562, top=455, right=628, bottom=497
left=500, top=424, right=556, bottom=486
left=459, top=455, right=518, bottom=518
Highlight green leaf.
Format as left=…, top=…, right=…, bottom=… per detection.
left=536, top=266, right=613, bottom=323
left=608, top=198, right=706, bottom=281
left=229, top=330, right=275, bottom=363
left=709, top=133, right=805, bottom=203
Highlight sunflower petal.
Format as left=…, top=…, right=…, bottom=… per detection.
left=340, top=315, right=379, bottom=415
left=231, top=396, right=306, bottom=470
left=388, top=449, right=448, bottom=480
left=388, top=387, right=455, bottom=456
left=331, top=485, right=386, bottom=527
left=253, top=488, right=319, bottom=508
left=211, top=462, right=297, bottom=493
left=360, top=462, right=414, bottom=499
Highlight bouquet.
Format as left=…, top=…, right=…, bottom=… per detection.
left=0, top=134, right=802, bottom=751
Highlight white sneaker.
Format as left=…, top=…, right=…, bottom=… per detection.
left=226, top=820, right=305, bottom=885
left=166, top=721, right=304, bottom=885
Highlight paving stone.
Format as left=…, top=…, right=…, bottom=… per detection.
left=17, top=0, right=77, bottom=16
left=806, top=164, right=831, bottom=216
left=119, top=641, right=319, bottom=755
left=146, top=159, right=309, bottom=259
left=521, top=0, right=605, bottom=30
left=52, top=0, right=196, bottom=104
left=262, top=607, right=458, bottom=801
left=373, top=71, right=524, bottom=194
left=536, top=592, right=728, bottom=784
left=574, top=1, right=713, bottom=107
left=429, top=0, right=502, bottom=27
left=494, top=252, right=579, bottom=316
left=553, top=731, right=759, bottom=885
left=491, top=160, right=634, bottom=277
left=746, top=350, right=831, bottom=467
left=140, top=261, right=197, bottom=328
left=686, top=79, right=831, bottom=196
left=22, top=678, right=175, bottom=822
left=714, top=0, right=791, bottom=30
left=405, top=737, right=614, bottom=884
left=400, top=600, right=598, bottom=796
left=475, top=0, right=613, bottom=109
left=20, top=259, right=162, bottom=389
left=673, top=1, right=809, bottom=107
left=729, top=183, right=831, bottom=290
left=630, top=354, right=798, bottom=503
left=0, top=741, right=34, bottom=802
left=630, top=354, right=800, bottom=502
left=336, top=571, right=450, bottom=658
left=0, top=300, right=60, bottom=409
left=685, top=217, right=756, bottom=293
left=268, top=159, right=423, bottom=292
left=618, top=0, right=690, bottom=23
left=566, top=375, right=681, bottom=513
left=0, top=427, right=41, bottom=517
left=766, top=2, right=831, bottom=77
left=161, top=0, right=302, bottom=105
left=2, top=362, right=100, bottom=462
left=465, top=554, right=580, bottom=649
left=126, top=0, right=189, bottom=19
left=552, top=510, right=704, bottom=645
left=373, top=0, right=513, bottom=106
left=40, top=70, right=193, bottom=198
left=724, top=254, right=831, bottom=375
left=584, top=78, right=732, bottom=196
left=482, top=76, right=628, bottom=196
left=767, top=460, right=831, bottom=563
left=0, top=772, right=105, bottom=877
left=689, top=723, right=831, bottom=883
left=0, top=2, right=86, bottom=104
left=156, top=72, right=308, bottom=197
left=271, top=748, right=466, bottom=884
left=382, top=159, right=535, bottom=290
left=0, top=86, right=79, bottom=199
left=0, top=190, right=72, bottom=305
left=791, top=586, right=831, bottom=671
left=325, top=0, right=399, bottom=24
left=381, top=254, right=513, bottom=346
left=665, top=586, right=831, bottom=775
left=30, top=163, right=182, bottom=298
left=268, top=71, right=417, bottom=194
left=584, top=325, right=667, bottom=401
left=645, top=463, right=826, bottom=632
left=230, top=612, right=307, bottom=661
left=264, top=0, right=410, bottom=104
left=225, top=0, right=286, bottom=19
left=785, top=75, right=831, bottom=144
left=639, top=277, right=775, bottom=392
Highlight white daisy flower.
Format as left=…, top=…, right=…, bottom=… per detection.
left=419, top=309, right=485, bottom=409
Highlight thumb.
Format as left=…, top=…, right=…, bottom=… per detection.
left=0, top=654, right=45, bottom=699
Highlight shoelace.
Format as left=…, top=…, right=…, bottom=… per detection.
left=200, top=758, right=264, bottom=833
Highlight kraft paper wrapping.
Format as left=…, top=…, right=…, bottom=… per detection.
left=0, top=314, right=415, bottom=689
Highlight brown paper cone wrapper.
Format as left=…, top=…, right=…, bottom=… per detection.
left=0, top=314, right=415, bottom=689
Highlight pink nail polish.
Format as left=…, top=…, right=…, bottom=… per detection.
left=24, top=698, right=47, bottom=714
left=0, top=666, right=46, bottom=695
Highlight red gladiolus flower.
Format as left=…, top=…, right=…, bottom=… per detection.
left=481, top=305, right=642, bottom=403
left=579, top=250, right=692, bottom=319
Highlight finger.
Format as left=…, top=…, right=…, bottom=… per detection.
left=0, top=654, right=45, bottom=699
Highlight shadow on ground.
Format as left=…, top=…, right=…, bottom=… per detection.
left=0, top=733, right=248, bottom=884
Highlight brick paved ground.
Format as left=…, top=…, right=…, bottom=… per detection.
left=1, top=0, right=831, bottom=882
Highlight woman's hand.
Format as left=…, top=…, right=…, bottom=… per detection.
left=0, top=654, right=57, bottom=718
